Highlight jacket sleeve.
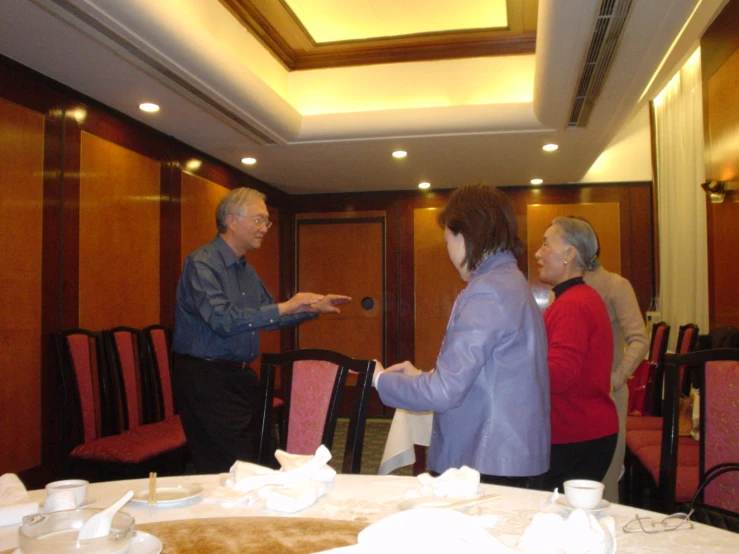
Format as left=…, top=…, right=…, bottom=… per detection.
left=377, top=287, right=506, bottom=413
left=610, top=277, right=649, bottom=389
left=183, top=259, right=314, bottom=335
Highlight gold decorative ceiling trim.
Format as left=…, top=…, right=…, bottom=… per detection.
left=218, top=0, right=538, bottom=70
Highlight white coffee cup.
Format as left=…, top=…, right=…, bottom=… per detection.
left=45, top=479, right=89, bottom=507
left=563, top=479, right=604, bottom=510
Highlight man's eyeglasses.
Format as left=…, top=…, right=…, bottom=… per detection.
left=623, top=510, right=694, bottom=534
left=233, top=213, right=272, bottom=229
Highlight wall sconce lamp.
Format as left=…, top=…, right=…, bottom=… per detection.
left=701, top=180, right=738, bottom=204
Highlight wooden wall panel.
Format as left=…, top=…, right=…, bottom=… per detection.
left=702, top=0, right=739, bottom=328
left=296, top=217, right=385, bottom=362
left=0, top=98, right=44, bottom=473
left=179, top=174, right=282, bottom=368
left=413, top=207, right=465, bottom=369
left=78, top=132, right=160, bottom=330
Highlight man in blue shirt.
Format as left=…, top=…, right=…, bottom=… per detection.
left=173, top=186, right=350, bottom=473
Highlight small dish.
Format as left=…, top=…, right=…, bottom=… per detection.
left=130, top=484, right=203, bottom=506
left=555, top=496, right=610, bottom=513
left=39, top=497, right=95, bottom=513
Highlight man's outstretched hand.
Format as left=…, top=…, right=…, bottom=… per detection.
left=312, top=294, right=352, bottom=314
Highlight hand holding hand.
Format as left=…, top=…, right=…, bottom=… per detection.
left=312, top=294, right=352, bottom=314
left=278, top=292, right=324, bottom=315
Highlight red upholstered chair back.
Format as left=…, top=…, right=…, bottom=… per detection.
left=658, top=348, right=739, bottom=514
left=702, top=359, right=739, bottom=511
left=645, top=322, right=670, bottom=415
left=286, top=360, right=340, bottom=455
left=142, top=325, right=175, bottom=420
left=676, top=324, right=699, bottom=392
left=258, top=349, right=375, bottom=474
left=54, top=330, right=118, bottom=450
left=103, top=327, right=147, bottom=430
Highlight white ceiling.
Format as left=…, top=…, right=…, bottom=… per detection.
left=0, top=0, right=730, bottom=194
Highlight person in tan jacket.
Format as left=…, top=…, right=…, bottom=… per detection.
left=585, top=258, right=649, bottom=502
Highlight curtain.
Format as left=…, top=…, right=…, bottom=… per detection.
left=653, top=47, right=709, bottom=349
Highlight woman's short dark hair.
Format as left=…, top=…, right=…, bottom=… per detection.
left=437, top=183, right=522, bottom=272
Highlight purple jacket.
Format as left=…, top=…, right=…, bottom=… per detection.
left=378, top=251, right=550, bottom=477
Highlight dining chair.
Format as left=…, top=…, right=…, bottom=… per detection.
left=257, top=349, right=375, bottom=474
left=55, top=329, right=184, bottom=481
left=141, top=324, right=176, bottom=423
left=654, top=348, right=739, bottom=514
left=627, top=321, right=670, bottom=419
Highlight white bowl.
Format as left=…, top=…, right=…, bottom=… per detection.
left=563, top=479, right=604, bottom=510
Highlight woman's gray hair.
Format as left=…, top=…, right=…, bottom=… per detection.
left=215, top=187, right=266, bottom=233
left=551, top=216, right=601, bottom=271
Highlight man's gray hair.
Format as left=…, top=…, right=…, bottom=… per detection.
left=215, top=187, right=266, bottom=233
left=551, top=216, right=601, bottom=271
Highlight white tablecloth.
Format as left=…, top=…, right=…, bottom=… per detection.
left=378, top=409, right=433, bottom=475
left=1, top=474, right=737, bottom=553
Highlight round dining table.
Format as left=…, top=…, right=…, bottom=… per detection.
left=0, top=473, right=736, bottom=553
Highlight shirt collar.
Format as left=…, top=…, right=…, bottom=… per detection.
left=214, top=234, right=245, bottom=268
left=552, top=276, right=585, bottom=298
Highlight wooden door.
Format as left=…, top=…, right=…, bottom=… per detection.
left=296, top=214, right=385, bottom=363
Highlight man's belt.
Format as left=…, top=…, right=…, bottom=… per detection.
left=175, top=352, right=251, bottom=370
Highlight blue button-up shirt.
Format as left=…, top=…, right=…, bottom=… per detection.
left=173, top=235, right=315, bottom=362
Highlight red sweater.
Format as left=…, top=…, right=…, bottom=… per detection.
left=544, top=283, right=618, bottom=444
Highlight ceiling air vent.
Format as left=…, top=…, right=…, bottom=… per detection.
left=568, top=0, right=633, bottom=129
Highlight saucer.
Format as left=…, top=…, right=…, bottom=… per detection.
left=556, top=496, right=610, bottom=513
left=130, top=483, right=203, bottom=506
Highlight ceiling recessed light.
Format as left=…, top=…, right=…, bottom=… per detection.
left=542, top=143, right=559, bottom=152
left=138, top=102, right=160, bottom=113
left=530, top=178, right=543, bottom=185
left=241, top=157, right=257, bottom=165
left=418, top=182, right=431, bottom=189
left=392, top=150, right=407, bottom=159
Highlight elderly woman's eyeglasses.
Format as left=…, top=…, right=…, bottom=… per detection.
left=623, top=510, right=694, bottom=534
left=233, top=213, right=272, bottom=229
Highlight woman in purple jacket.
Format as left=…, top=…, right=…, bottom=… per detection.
left=374, top=184, right=550, bottom=488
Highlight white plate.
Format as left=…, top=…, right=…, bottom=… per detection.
left=132, top=531, right=163, bottom=554
left=39, top=497, right=96, bottom=513
left=556, top=496, right=610, bottom=513
left=130, top=484, right=204, bottom=506
left=13, top=531, right=161, bottom=554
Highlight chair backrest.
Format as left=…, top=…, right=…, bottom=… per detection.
left=54, top=329, right=116, bottom=451
left=142, top=324, right=175, bottom=420
left=103, top=327, right=148, bottom=430
left=701, top=354, right=739, bottom=511
left=646, top=321, right=670, bottom=415
left=258, top=349, right=375, bottom=474
left=676, top=323, right=699, bottom=393
left=659, top=348, right=739, bottom=514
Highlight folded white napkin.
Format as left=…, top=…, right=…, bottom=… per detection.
left=209, top=445, right=334, bottom=509
left=259, top=479, right=327, bottom=513
left=517, top=510, right=617, bottom=554
left=275, top=445, right=335, bottom=483
left=0, top=474, right=39, bottom=527
left=407, top=466, right=481, bottom=499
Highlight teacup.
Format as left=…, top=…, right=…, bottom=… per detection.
left=563, top=479, right=604, bottom=510
left=45, top=479, right=89, bottom=508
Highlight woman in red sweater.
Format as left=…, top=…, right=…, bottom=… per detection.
left=535, top=217, right=618, bottom=492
